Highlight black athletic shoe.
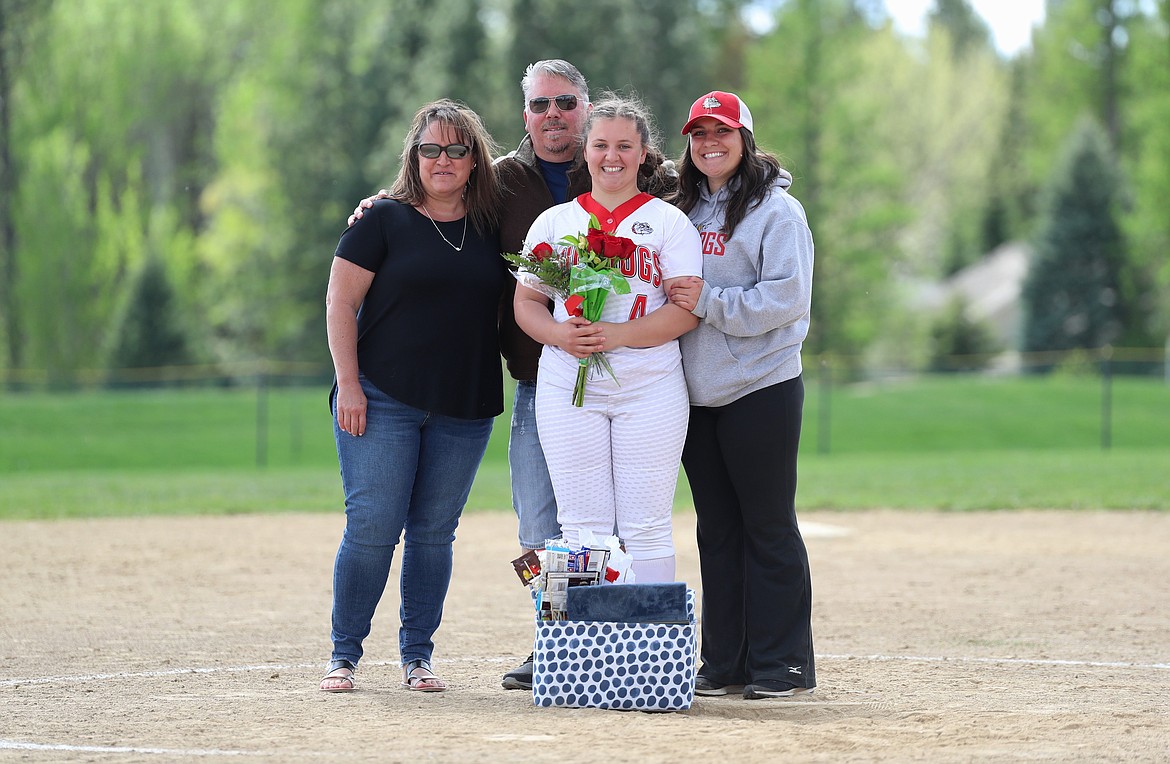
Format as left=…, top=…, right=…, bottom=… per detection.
left=743, top=679, right=815, bottom=699
left=501, top=652, right=534, bottom=690
left=694, top=675, right=741, bottom=696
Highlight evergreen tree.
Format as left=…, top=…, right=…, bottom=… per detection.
left=1021, top=118, right=1127, bottom=362
left=110, top=256, right=192, bottom=373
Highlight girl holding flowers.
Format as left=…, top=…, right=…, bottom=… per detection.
left=513, top=94, right=702, bottom=584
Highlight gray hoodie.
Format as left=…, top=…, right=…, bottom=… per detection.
left=679, top=170, right=814, bottom=407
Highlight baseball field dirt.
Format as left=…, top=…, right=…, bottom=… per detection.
left=2, top=509, right=1167, bottom=762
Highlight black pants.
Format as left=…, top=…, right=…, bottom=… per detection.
left=682, top=376, right=815, bottom=688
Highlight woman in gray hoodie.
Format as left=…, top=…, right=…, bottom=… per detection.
left=667, top=91, right=816, bottom=700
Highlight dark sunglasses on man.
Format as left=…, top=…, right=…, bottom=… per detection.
left=418, top=143, right=471, bottom=160
left=527, top=94, right=579, bottom=114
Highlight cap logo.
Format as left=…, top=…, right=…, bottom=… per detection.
left=703, top=96, right=722, bottom=109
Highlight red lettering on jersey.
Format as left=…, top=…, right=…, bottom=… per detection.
left=628, top=294, right=647, bottom=320
left=619, top=252, right=637, bottom=278
left=700, top=230, right=726, bottom=256
left=638, top=245, right=654, bottom=283
left=617, top=245, right=661, bottom=287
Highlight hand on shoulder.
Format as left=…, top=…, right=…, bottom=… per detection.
left=347, top=189, right=392, bottom=227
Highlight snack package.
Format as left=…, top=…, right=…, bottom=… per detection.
left=544, top=540, right=571, bottom=576
left=585, top=547, right=609, bottom=577
left=510, top=549, right=542, bottom=586
left=545, top=571, right=571, bottom=619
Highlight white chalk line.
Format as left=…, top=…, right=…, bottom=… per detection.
left=0, top=656, right=510, bottom=688
left=2, top=652, right=1166, bottom=690
left=817, top=653, right=1170, bottom=670
left=0, top=739, right=267, bottom=756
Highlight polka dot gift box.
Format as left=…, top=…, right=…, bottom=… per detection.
left=532, top=584, right=697, bottom=711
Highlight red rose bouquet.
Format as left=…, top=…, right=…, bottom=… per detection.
left=504, top=213, right=635, bottom=406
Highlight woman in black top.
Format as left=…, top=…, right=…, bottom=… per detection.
left=321, top=99, right=505, bottom=693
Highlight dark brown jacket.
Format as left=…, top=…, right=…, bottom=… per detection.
left=495, top=136, right=591, bottom=381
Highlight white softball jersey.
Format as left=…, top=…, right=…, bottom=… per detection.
left=523, top=192, right=704, bottom=395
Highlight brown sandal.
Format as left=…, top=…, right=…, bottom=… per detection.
left=401, top=658, right=446, bottom=692
left=320, top=659, right=356, bottom=692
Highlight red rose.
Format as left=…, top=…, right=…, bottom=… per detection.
left=607, top=235, right=636, bottom=261
left=532, top=241, right=555, bottom=262
left=585, top=228, right=636, bottom=261
left=564, top=294, right=585, bottom=317
left=585, top=228, right=607, bottom=257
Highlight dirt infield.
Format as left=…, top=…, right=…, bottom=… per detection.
left=1, top=509, right=1167, bottom=762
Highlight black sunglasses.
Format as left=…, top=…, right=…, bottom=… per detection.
left=417, top=143, right=471, bottom=160
left=527, top=94, right=579, bottom=114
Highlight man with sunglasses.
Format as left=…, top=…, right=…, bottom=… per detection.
left=495, top=59, right=593, bottom=691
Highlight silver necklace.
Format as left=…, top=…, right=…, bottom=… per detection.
left=420, top=203, right=467, bottom=252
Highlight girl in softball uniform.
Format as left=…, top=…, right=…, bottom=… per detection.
left=514, top=95, right=702, bottom=584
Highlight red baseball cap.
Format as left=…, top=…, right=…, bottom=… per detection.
left=681, top=91, right=754, bottom=135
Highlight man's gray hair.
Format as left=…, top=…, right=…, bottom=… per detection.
left=520, top=59, right=590, bottom=104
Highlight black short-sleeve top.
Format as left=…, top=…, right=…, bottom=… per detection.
left=333, top=198, right=506, bottom=420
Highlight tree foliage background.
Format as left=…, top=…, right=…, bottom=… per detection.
left=1022, top=118, right=1129, bottom=359
left=1, top=0, right=1167, bottom=387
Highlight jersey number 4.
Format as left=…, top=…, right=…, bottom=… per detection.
left=628, top=294, right=647, bottom=320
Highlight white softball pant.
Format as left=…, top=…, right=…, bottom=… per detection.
left=535, top=364, right=690, bottom=562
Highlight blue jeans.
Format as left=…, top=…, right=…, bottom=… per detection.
left=509, top=381, right=559, bottom=550
left=330, top=377, right=493, bottom=667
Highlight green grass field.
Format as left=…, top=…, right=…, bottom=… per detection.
left=1, top=374, right=1167, bottom=519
